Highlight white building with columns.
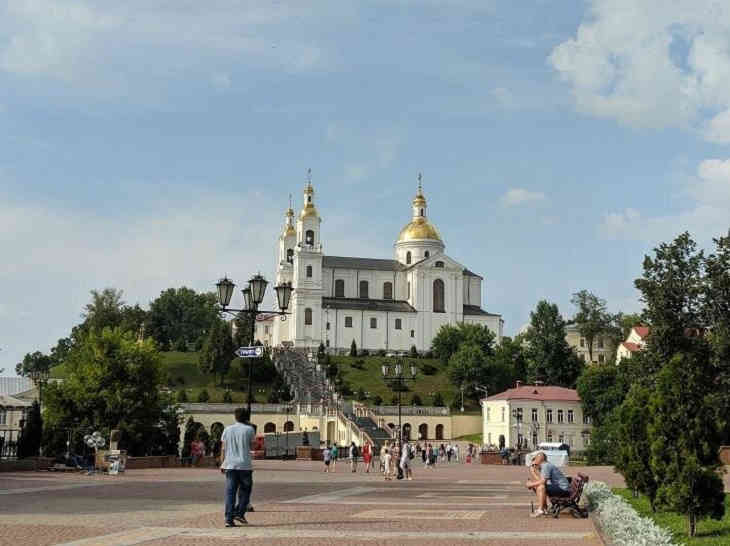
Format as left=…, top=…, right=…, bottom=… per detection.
left=271, top=178, right=503, bottom=352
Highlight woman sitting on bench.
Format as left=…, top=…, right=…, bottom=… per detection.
left=525, top=451, right=571, bottom=517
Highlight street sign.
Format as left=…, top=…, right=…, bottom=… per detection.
left=235, top=346, right=264, bottom=358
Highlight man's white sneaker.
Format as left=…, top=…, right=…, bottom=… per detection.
left=530, top=509, right=546, bottom=518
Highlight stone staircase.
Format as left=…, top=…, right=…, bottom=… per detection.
left=353, top=416, right=392, bottom=451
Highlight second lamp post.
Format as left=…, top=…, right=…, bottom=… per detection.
left=381, top=360, right=417, bottom=446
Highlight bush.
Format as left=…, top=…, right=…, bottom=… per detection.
left=421, top=363, right=437, bottom=376
left=371, top=394, right=383, bottom=406
left=410, top=345, right=419, bottom=358
left=197, top=389, right=210, bottom=402
left=423, top=350, right=434, bottom=359
left=350, top=340, right=357, bottom=357
left=351, top=359, right=365, bottom=370
left=432, top=392, right=445, bottom=406
left=356, top=387, right=368, bottom=401
left=359, top=349, right=370, bottom=357
left=340, top=382, right=353, bottom=396
left=377, top=349, right=387, bottom=356
left=173, top=338, right=188, bottom=352
left=223, top=390, right=233, bottom=403
left=176, top=375, right=186, bottom=385
left=411, top=394, right=423, bottom=406
left=177, top=390, right=188, bottom=403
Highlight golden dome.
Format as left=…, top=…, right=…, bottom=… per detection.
left=300, top=204, right=320, bottom=219
left=284, top=225, right=296, bottom=237
left=397, top=217, right=442, bottom=242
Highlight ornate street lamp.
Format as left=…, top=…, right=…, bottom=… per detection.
left=382, top=359, right=418, bottom=446
left=215, top=274, right=293, bottom=417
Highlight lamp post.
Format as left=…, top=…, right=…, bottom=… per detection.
left=29, top=367, right=50, bottom=456
left=215, top=275, right=293, bottom=418
left=381, top=360, right=417, bottom=447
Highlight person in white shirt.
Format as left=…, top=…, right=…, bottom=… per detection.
left=383, top=449, right=393, bottom=480
left=400, top=442, right=413, bottom=481
left=220, top=407, right=255, bottom=527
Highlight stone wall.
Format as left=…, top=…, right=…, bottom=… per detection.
left=0, top=457, right=54, bottom=472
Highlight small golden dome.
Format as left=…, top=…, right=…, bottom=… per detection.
left=397, top=217, right=442, bottom=242
left=300, top=204, right=320, bottom=219
left=284, top=225, right=296, bottom=237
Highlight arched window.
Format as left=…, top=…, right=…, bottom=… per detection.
left=433, top=279, right=445, bottom=312
left=286, top=249, right=293, bottom=263
left=424, top=251, right=430, bottom=258
left=420, top=208, right=424, bottom=217
left=264, top=423, right=276, bottom=433
left=406, top=251, right=412, bottom=264
left=304, top=308, right=313, bottom=325
left=435, top=424, right=444, bottom=440
left=306, top=265, right=312, bottom=278
left=305, top=230, right=314, bottom=245
left=435, top=261, right=444, bottom=268
left=395, top=318, right=402, bottom=330
left=383, top=282, right=393, bottom=300
left=370, top=317, right=377, bottom=329
left=335, top=279, right=345, bottom=298
left=418, top=423, right=428, bottom=440
left=403, top=423, right=412, bottom=441
left=359, top=280, right=369, bottom=299
left=284, top=421, right=294, bottom=432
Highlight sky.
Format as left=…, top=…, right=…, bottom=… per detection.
left=2, top=0, right=730, bottom=375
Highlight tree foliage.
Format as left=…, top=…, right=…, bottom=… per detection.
left=432, top=323, right=496, bottom=365
left=147, top=287, right=219, bottom=351
left=42, top=328, right=176, bottom=457
left=571, top=290, right=614, bottom=363
left=15, top=351, right=54, bottom=378
left=198, top=318, right=235, bottom=385
left=17, top=401, right=42, bottom=458
left=523, top=300, right=583, bottom=387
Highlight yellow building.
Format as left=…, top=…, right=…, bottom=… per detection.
left=565, top=324, right=612, bottom=365
left=481, top=383, right=592, bottom=452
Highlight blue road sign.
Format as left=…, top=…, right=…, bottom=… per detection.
left=235, top=346, right=264, bottom=358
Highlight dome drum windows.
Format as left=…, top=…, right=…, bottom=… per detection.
left=286, top=249, right=294, bottom=263
left=305, top=230, right=315, bottom=245
left=406, top=251, right=412, bottom=264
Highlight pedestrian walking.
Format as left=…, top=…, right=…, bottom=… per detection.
left=400, top=442, right=413, bottom=481
left=383, top=449, right=393, bottom=480
left=323, top=445, right=332, bottom=473
left=349, top=441, right=359, bottom=473
left=362, top=442, right=372, bottom=473
left=220, top=407, right=255, bottom=528
left=331, top=444, right=338, bottom=472
left=380, top=442, right=387, bottom=473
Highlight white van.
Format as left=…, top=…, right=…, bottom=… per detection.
left=525, top=442, right=570, bottom=467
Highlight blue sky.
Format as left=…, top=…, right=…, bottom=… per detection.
left=2, top=0, right=730, bottom=374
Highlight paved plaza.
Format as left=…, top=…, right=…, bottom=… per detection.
left=0, top=461, right=627, bottom=545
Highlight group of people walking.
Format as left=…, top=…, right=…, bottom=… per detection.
left=322, top=441, right=376, bottom=473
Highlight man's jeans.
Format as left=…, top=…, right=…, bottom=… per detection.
left=224, top=469, right=253, bottom=522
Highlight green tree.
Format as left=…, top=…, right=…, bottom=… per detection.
left=576, top=363, right=627, bottom=427
left=570, top=290, right=614, bottom=363
left=635, top=232, right=705, bottom=362
left=197, top=389, right=210, bottom=402
left=411, top=394, right=423, bottom=406
left=42, top=328, right=173, bottom=456
left=356, top=387, right=368, bottom=401
left=615, top=384, right=659, bottom=509
left=447, top=342, right=509, bottom=404
left=223, top=390, right=233, bottom=403
left=491, top=336, right=527, bottom=384
left=432, top=392, right=445, bottom=406
left=523, top=300, right=583, bottom=387
left=648, top=351, right=725, bottom=536
left=177, top=390, right=188, bottom=403
left=198, top=319, right=235, bottom=386
left=432, top=323, right=496, bottom=365
left=371, top=394, right=383, bottom=406
left=147, top=287, right=219, bottom=351
left=350, top=339, right=357, bottom=357
left=17, top=401, right=42, bottom=458
left=232, top=311, right=254, bottom=348
left=82, top=288, right=127, bottom=334
left=15, top=351, right=54, bottom=378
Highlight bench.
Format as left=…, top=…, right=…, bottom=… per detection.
left=548, top=473, right=589, bottom=518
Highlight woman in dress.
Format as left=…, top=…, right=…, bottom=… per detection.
left=362, top=442, right=372, bottom=473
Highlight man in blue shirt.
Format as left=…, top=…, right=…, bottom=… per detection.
left=525, top=451, right=570, bottom=517
left=220, top=407, right=255, bottom=527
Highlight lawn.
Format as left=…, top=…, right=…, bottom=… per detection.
left=160, top=351, right=272, bottom=403
left=331, top=355, right=477, bottom=410
left=614, top=489, right=730, bottom=545
left=454, top=433, right=482, bottom=444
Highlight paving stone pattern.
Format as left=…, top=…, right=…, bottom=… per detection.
left=0, top=461, right=627, bottom=545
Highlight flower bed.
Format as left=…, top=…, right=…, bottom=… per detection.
left=584, top=481, right=675, bottom=545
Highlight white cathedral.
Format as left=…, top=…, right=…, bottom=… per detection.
left=268, top=178, right=503, bottom=352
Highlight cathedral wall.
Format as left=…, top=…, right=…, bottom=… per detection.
left=322, top=268, right=401, bottom=300
left=323, top=308, right=418, bottom=352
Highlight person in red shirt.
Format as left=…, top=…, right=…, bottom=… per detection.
left=191, top=438, right=205, bottom=466
left=362, top=442, right=372, bottom=473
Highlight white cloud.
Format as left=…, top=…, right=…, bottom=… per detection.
left=600, top=159, right=730, bottom=241
left=549, top=0, right=730, bottom=139
left=0, top=1, right=335, bottom=85
left=500, top=188, right=547, bottom=207
left=492, top=87, right=516, bottom=109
